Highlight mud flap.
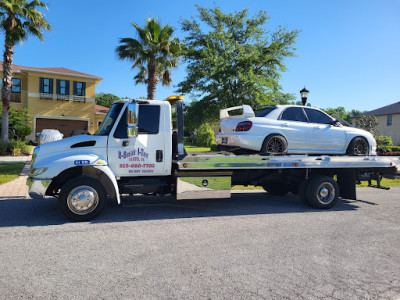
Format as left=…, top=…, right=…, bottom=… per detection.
left=337, top=169, right=357, bottom=200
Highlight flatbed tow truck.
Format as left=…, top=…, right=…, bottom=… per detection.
left=27, top=96, right=397, bottom=221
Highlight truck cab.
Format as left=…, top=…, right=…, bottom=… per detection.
left=28, top=97, right=182, bottom=221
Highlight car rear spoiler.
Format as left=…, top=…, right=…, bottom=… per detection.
left=219, top=105, right=255, bottom=120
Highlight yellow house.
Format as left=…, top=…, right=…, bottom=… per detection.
left=0, top=62, right=103, bottom=141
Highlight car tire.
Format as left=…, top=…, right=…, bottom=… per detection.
left=305, top=175, right=339, bottom=209
left=347, top=137, right=369, bottom=156
left=261, top=134, right=288, bottom=155
left=59, top=176, right=107, bottom=221
left=262, top=182, right=289, bottom=196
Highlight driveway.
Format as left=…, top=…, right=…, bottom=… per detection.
left=0, top=186, right=399, bottom=299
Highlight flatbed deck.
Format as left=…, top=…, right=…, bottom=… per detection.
left=179, top=152, right=396, bottom=171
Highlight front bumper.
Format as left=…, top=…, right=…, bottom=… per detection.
left=27, top=178, right=51, bottom=199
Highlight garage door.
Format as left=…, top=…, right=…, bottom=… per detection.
left=36, top=118, right=88, bottom=137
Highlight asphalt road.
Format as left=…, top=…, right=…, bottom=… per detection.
left=0, top=187, right=399, bottom=299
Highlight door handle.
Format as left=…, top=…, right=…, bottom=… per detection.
left=156, top=150, right=163, bottom=162
left=281, top=123, right=289, bottom=127
left=122, top=140, right=129, bottom=147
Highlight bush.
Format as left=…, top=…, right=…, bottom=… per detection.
left=0, top=140, right=30, bottom=156
left=0, top=106, right=32, bottom=140
left=375, top=135, right=393, bottom=153
left=195, top=123, right=217, bottom=147
left=387, top=146, right=400, bottom=152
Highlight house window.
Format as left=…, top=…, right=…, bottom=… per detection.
left=57, top=80, right=69, bottom=95
left=40, top=78, right=53, bottom=93
left=40, top=78, right=53, bottom=99
left=56, top=80, right=70, bottom=100
left=387, top=115, right=392, bottom=126
left=11, top=78, right=21, bottom=93
left=10, top=78, right=21, bottom=103
left=74, top=81, right=86, bottom=96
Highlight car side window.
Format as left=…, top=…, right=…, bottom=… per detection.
left=280, top=107, right=307, bottom=122
left=114, top=105, right=161, bottom=138
left=304, top=108, right=333, bottom=124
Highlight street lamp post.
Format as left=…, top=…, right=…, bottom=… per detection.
left=300, top=87, right=309, bottom=106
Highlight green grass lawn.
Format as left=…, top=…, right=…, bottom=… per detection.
left=185, top=145, right=211, bottom=152
left=356, top=177, right=400, bottom=187
left=0, top=163, right=25, bottom=185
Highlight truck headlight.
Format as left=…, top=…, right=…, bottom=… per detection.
left=29, top=167, right=48, bottom=177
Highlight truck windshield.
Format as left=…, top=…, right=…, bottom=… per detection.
left=94, top=103, right=124, bottom=136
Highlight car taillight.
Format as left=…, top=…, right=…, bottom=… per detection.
left=235, top=121, right=252, bottom=132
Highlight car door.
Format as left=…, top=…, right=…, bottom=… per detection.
left=303, top=108, right=346, bottom=152
left=279, top=107, right=311, bottom=151
left=107, top=103, right=167, bottom=176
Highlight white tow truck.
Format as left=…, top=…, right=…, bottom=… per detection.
left=27, top=96, right=397, bottom=221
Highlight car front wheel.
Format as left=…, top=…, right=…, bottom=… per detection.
left=347, top=137, right=369, bottom=156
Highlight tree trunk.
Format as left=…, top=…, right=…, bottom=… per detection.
left=147, top=60, right=158, bottom=100
left=1, top=43, right=14, bottom=143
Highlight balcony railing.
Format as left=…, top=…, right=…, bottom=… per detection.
left=40, top=93, right=53, bottom=100
left=10, top=93, right=21, bottom=103
left=73, top=95, right=86, bottom=102
left=57, top=94, right=70, bottom=101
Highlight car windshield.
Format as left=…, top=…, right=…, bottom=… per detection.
left=94, top=103, right=124, bottom=136
left=255, top=106, right=276, bottom=117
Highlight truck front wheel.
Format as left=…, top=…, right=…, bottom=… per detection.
left=59, top=176, right=107, bottom=221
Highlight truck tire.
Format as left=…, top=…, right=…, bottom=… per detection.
left=262, top=182, right=289, bottom=196
left=59, top=176, right=107, bottom=221
left=305, top=175, right=339, bottom=209
left=261, top=134, right=288, bottom=155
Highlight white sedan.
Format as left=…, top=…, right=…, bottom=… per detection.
left=215, top=105, right=376, bottom=156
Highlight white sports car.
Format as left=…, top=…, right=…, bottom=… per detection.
left=215, top=105, right=376, bottom=156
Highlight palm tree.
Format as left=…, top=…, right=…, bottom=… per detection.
left=0, top=0, right=51, bottom=142
left=116, top=18, right=181, bottom=100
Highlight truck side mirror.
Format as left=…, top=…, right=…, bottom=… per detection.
left=127, top=103, right=138, bottom=137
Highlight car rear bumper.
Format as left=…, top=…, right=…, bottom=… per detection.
left=27, top=178, right=51, bottom=199
left=216, top=133, right=264, bottom=151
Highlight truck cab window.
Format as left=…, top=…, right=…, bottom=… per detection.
left=95, top=103, right=124, bottom=136
left=113, top=104, right=161, bottom=138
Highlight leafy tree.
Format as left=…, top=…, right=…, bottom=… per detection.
left=116, top=18, right=181, bottom=100
left=195, top=122, right=216, bottom=147
left=322, top=107, right=364, bottom=124
left=177, top=5, right=299, bottom=127
left=95, top=93, right=120, bottom=108
left=0, top=0, right=51, bottom=142
left=354, top=115, right=378, bottom=135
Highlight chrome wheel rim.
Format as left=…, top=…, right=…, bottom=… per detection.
left=316, top=182, right=335, bottom=204
left=353, top=139, right=368, bottom=155
left=67, top=185, right=99, bottom=215
left=266, top=137, right=284, bottom=154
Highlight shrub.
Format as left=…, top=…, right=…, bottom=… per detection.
left=0, top=140, right=29, bottom=156
left=195, top=123, right=217, bottom=147
left=375, top=135, right=393, bottom=154
left=0, top=106, right=32, bottom=140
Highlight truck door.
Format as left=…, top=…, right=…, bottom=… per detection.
left=107, top=103, right=168, bottom=176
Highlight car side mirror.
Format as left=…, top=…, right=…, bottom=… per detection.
left=127, top=103, right=138, bottom=137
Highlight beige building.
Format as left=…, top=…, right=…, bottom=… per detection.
left=361, top=101, right=400, bottom=146
left=1, top=62, right=104, bottom=141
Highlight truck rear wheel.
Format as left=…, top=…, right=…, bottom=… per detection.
left=59, top=176, right=107, bottom=221
left=305, top=176, right=339, bottom=209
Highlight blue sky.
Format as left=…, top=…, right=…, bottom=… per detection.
left=7, top=0, right=400, bottom=111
